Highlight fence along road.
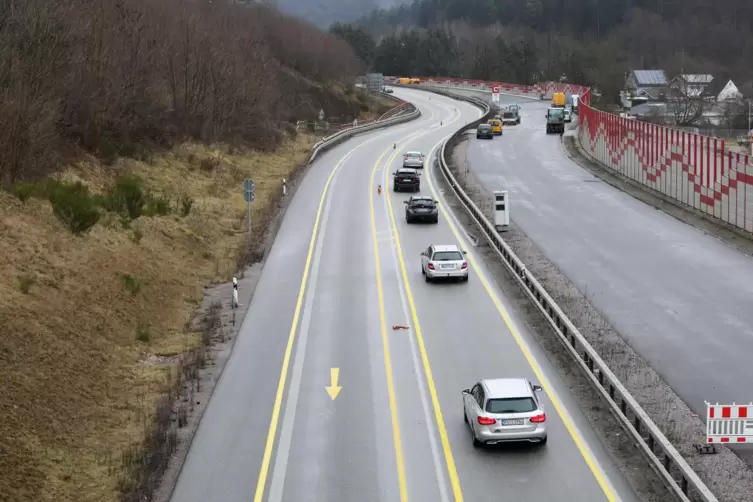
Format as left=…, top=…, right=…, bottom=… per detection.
left=170, top=87, right=640, bottom=502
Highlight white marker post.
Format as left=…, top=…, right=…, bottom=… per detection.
left=232, top=277, right=239, bottom=309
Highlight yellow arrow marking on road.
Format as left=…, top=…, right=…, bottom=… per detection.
left=325, top=367, right=342, bottom=400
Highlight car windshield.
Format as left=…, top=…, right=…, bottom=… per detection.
left=486, top=397, right=537, bottom=414
left=432, top=251, right=463, bottom=261
left=548, top=109, right=564, bottom=118
left=478, top=125, right=490, bottom=130
left=503, top=112, right=513, bottom=118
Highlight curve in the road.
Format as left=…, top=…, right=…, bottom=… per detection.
left=169, top=87, right=642, bottom=502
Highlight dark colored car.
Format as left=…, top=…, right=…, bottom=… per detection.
left=393, top=168, right=420, bottom=192
left=476, top=124, right=493, bottom=139
left=405, top=196, right=439, bottom=223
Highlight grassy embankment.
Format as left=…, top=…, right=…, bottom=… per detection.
left=0, top=89, right=393, bottom=501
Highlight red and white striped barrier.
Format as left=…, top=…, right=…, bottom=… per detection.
left=706, top=403, right=753, bottom=443
left=579, top=105, right=753, bottom=232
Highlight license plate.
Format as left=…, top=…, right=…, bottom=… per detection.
left=500, top=419, right=524, bottom=426
left=440, top=264, right=454, bottom=269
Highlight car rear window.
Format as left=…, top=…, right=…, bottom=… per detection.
left=406, top=153, right=421, bottom=158
left=486, top=397, right=537, bottom=413
left=411, top=199, right=434, bottom=207
left=432, top=251, right=463, bottom=261
left=478, top=125, right=491, bottom=130
left=397, top=171, right=416, bottom=177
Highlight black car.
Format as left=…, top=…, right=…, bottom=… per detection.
left=393, top=168, right=420, bottom=192
left=476, top=124, right=493, bottom=139
left=405, top=196, right=439, bottom=223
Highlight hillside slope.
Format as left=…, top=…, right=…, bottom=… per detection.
left=0, top=1, right=393, bottom=501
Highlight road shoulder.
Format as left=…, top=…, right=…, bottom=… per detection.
left=441, top=132, right=753, bottom=501
left=152, top=153, right=317, bottom=502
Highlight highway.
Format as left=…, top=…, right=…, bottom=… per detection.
left=170, top=87, right=640, bottom=502
left=455, top=88, right=753, bottom=432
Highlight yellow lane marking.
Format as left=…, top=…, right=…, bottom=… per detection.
left=377, top=109, right=468, bottom=502
left=420, top=114, right=620, bottom=501
left=368, top=124, right=433, bottom=502
left=252, top=120, right=428, bottom=502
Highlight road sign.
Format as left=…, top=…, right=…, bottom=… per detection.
left=706, top=402, right=753, bottom=444
left=243, top=178, right=255, bottom=193
left=492, top=93, right=500, bottom=103
left=492, top=86, right=500, bottom=94
left=244, top=191, right=255, bottom=203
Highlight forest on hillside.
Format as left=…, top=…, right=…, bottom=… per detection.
left=0, top=0, right=366, bottom=184
left=333, top=0, right=753, bottom=106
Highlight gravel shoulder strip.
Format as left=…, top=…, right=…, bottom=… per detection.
left=443, top=133, right=753, bottom=502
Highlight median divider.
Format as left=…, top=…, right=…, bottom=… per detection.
left=405, top=84, right=718, bottom=502
left=308, top=93, right=420, bottom=164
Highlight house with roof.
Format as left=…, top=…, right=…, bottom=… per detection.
left=625, top=69, right=669, bottom=100
left=669, top=74, right=714, bottom=98
left=718, top=80, right=742, bottom=101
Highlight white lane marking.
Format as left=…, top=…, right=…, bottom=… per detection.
left=266, top=144, right=352, bottom=502
left=423, top=106, right=622, bottom=499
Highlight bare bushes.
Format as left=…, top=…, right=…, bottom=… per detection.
left=0, top=0, right=364, bottom=184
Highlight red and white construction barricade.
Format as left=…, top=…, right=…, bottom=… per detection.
left=706, top=402, right=753, bottom=443
left=491, top=85, right=500, bottom=103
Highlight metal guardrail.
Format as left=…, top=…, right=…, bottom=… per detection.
left=308, top=95, right=420, bottom=164
left=411, top=85, right=717, bottom=502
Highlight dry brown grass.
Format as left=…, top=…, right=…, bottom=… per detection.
left=0, top=133, right=315, bottom=502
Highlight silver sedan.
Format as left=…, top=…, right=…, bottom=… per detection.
left=420, top=244, right=468, bottom=282
left=462, top=377, right=547, bottom=447
left=403, top=151, right=424, bottom=168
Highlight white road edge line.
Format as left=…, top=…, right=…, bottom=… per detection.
left=423, top=98, right=622, bottom=499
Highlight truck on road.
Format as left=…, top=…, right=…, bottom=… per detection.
left=545, top=107, right=565, bottom=134
left=501, top=105, right=521, bottom=125
left=552, top=92, right=566, bottom=108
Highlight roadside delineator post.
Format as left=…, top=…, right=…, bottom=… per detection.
left=232, top=277, right=239, bottom=309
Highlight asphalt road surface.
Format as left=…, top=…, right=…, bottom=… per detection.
left=456, top=88, right=753, bottom=429
left=170, top=87, right=640, bottom=502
